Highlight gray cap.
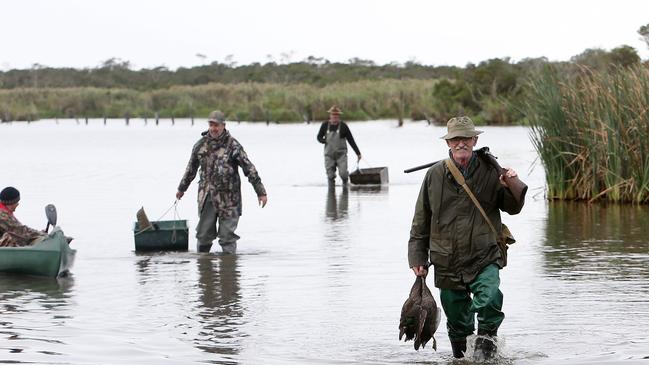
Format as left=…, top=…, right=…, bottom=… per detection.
left=207, top=110, right=226, bottom=123
left=440, top=116, right=483, bottom=139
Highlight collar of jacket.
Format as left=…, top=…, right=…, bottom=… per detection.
left=0, top=203, right=13, bottom=215
left=446, top=150, right=478, bottom=179
left=206, top=129, right=230, bottom=143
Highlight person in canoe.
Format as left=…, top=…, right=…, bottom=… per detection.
left=316, top=105, right=362, bottom=185
left=407, top=116, right=527, bottom=360
left=176, top=110, right=267, bottom=254
left=0, top=186, right=48, bottom=247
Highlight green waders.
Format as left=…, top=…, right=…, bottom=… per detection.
left=440, top=263, right=503, bottom=356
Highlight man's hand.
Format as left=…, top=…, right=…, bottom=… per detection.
left=499, top=168, right=518, bottom=187
left=258, top=195, right=267, bottom=208
left=176, top=191, right=184, bottom=200
left=411, top=265, right=428, bottom=277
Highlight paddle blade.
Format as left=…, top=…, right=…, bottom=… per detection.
left=45, top=204, right=57, bottom=227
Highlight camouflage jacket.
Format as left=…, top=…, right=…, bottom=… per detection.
left=177, top=130, right=266, bottom=218
left=0, top=205, right=47, bottom=247
left=407, top=153, right=524, bottom=290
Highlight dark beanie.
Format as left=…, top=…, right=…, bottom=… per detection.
left=0, top=187, right=20, bottom=205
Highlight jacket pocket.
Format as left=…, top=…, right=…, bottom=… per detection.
left=429, top=239, right=452, bottom=268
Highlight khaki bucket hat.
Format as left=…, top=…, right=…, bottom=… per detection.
left=440, top=116, right=483, bottom=139
left=327, top=105, right=343, bottom=115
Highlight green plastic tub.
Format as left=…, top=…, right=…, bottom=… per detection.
left=133, top=220, right=189, bottom=252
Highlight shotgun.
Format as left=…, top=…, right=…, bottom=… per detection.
left=403, top=147, right=528, bottom=204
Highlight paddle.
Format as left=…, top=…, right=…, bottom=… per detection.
left=45, top=204, right=57, bottom=233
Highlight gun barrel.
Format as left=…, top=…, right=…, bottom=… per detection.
left=404, top=160, right=441, bottom=174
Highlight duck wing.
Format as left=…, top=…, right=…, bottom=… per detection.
left=399, top=277, right=423, bottom=342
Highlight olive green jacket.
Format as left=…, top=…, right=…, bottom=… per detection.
left=407, top=154, right=524, bottom=290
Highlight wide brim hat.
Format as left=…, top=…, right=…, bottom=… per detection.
left=327, top=105, right=343, bottom=115
left=440, top=116, right=483, bottom=139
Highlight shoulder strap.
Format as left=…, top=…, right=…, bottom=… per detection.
left=444, top=159, right=498, bottom=235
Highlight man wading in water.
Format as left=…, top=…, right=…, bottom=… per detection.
left=407, top=116, right=526, bottom=360
left=316, top=106, right=361, bottom=185
left=176, top=110, right=267, bottom=254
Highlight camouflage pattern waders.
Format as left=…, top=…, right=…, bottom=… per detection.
left=324, top=128, right=349, bottom=183
left=196, top=193, right=240, bottom=254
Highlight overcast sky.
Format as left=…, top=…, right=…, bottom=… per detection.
left=2, top=0, right=648, bottom=71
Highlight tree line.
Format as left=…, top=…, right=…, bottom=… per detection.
left=1, top=28, right=647, bottom=124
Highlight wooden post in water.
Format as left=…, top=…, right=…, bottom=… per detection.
left=171, top=115, right=175, bottom=126
left=155, top=112, right=159, bottom=126
left=103, top=115, right=107, bottom=125
left=125, top=112, right=130, bottom=126
left=85, top=117, right=88, bottom=125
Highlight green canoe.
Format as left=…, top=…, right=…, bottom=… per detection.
left=0, top=228, right=76, bottom=277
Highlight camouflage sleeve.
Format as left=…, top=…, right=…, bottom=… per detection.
left=177, top=140, right=201, bottom=192
left=0, top=211, right=46, bottom=246
left=232, top=140, right=266, bottom=197
left=408, top=171, right=432, bottom=268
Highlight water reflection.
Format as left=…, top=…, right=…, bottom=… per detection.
left=543, top=202, right=649, bottom=279
left=194, top=255, right=244, bottom=363
left=0, top=275, right=74, bottom=353
left=325, top=185, right=349, bottom=221
left=0, top=274, right=75, bottom=303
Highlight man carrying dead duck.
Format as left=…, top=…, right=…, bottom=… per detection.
left=407, top=116, right=526, bottom=360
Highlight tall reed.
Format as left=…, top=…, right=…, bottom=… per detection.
left=0, top=79, right=440, bottom=123
left=527, top=65, right=649, bottom=203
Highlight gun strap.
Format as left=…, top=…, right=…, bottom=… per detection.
left=444, top=159, right=498, bottom=236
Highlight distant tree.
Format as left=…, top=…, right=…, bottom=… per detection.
left=609, top=45, right=640, bottom=67
left=99, top=58, right=131, bottom=70
left=348, top=58, right=376, bottom=67
left=638, top=23, right=649, bottom=49
left=570, top=48, right=611, bottom=71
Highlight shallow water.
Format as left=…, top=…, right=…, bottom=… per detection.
left=1, top=119, right=648, bottom=364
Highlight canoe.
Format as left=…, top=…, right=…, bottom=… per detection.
left=349, top=167, right=389, bottom=185
left=0, top=228, right=76, bottom=277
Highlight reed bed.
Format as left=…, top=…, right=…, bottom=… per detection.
left=527, top=65, right=649, bottom=203
left=0, top=79, right=440, bottom=123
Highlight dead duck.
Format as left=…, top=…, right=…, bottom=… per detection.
left=399, top=276, right=423, bottom=342
left=399, top=276, right=441, bottom=351
left=414, top=276, right=441, bottom=350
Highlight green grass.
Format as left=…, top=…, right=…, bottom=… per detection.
left=0, top=79, right=445, bottom=123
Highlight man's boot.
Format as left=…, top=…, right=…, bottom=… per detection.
left=197, top=243, right=212, bottom=253
left=473, top=336, right=497, bottom=361
left=220, top=242, right=237, bottom=254
left=449, top=338, right=466, bottom=358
